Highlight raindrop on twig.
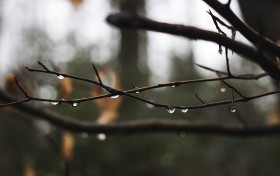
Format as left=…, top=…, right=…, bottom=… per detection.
left=51, top=101, right=59, bottom=106
left=110, top=95, right=120, bottom=99
left=166, top=107, right=176, bottom=114
left=180, top=108, right=188, bottom=113
left=230, top=106, right=236, bottom=113
left=72, top=102, right=79, bottom=107
left=96, top=133, right=106, bottom=141
left=57, top=75, right=64, bottom=80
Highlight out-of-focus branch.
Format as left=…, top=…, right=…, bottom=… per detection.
left=106, top=13, right=280, bottom=81
left=1, top=89, right=280, bottom=137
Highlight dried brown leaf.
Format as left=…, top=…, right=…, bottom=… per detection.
left=60, top=77, right=73, bottom=99
left=61, top=131, right=75, bottom=161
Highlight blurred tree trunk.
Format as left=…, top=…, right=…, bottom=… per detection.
left=111, top=0, right=148, bottom=119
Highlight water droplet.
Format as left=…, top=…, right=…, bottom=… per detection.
left=146, top=103, right=154, bottom=109
left=72, top=102, right=79, bottom=107
left=181, top=108, right=188, bottom=113
left=51, top=101, right=59, bottom=106
left=57, top=75, right=64, bottom=80
left=80, top=132, right=88, bottom=138
left=230, top=106, right=236, bottom=112
left=166, top=107, right=175, bottom=114
left=135, top=90, right=140, bottom=94
left=218, top=48, right=223, bottom=54
left=220, top=87, right=226, bottom=93
left=96, top=133, right=106, bottom=141
left=110, top=95, right=119, bottom=99
left=171, top=85, right=176, bottom=88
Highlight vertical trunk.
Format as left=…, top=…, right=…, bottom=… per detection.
left=113, top=0, right=148, bottom=119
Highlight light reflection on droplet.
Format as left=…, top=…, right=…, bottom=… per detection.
left=220, top=87, right=226, bottom=93
left=51, top=101, right=59, bottom=106
left=230, top=106, right=236, bottom=112
left=135, top=91, right=140, bottom=94
left=72, top=102, right=79, bottom=107
left=181, top=108, right=188, bottom=113
left=166, top=107, right=176, bottom=114
left=110, top=95, right=119, bottom=99
left=146, top=102, right=155, bottom=109
left=96, top=133, right=106, bottom=141
left=57, top=75, right=64, bottom=80
left=171, top=85, right=176, bottom=88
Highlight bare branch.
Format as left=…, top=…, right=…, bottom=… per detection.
left=14, top=77, right=30, bottom=98
left=92, top=63, right=103, bottom=85
left=106, top=13, right=280, bottom=81
left=38, top=61, right=50, bottom=71
left=1, top=88, right=280, bottom=137
left=195, top=93, right=207, bottom=104
left=202, top=0, right=280, bottom=57
left=222, top=80, right=247, bottom=99
left=195, top=64, right=268, bottom=80
left=225, top=48, right=232, bottom=76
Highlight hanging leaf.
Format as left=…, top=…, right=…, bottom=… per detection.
left=60, top=77, right=73, bottom=99
left=61, top=131, right=75, bottom=161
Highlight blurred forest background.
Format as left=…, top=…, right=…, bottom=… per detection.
left=0, top=0, right=280, bottom=175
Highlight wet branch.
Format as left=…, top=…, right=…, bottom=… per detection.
left=106, top=13, right=280, bottom=81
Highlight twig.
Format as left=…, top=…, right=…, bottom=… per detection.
left=38, top=61, right=50, bottom=71
left=221, top=80, right=247, bottom=99
left=14, top=77, right=30, bottom=98
left=195, top=93, right=207, bottom=104
left=225, top=48, right=232, bottom=76
left=195, top=64, right=268, bottom=80
left=1, top=88, right=280, bottom=136
left=92, top=63, right=103, bottom=85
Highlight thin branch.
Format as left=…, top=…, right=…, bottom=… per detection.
left=221, top=80, right=247, bottom=99
left=195, top=64, right=268, bottom=80
left=195, top=93, right=207, bottom=104
left=225, top=48, right=232, bottom=76
left=92, top=63, right=103, bottom=85
left=0, top=98, right=29, bottom=107
left=14, top=77, right=29, bottom=98
left=0, top=63, right=272, bottom=111
left=38, top=61, right=50, bottom=71
left=207, top=9, right=231, bottom=36
left=106, top=13, right=280, bottom=81
left=2, top=88, right=280, bottom=137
